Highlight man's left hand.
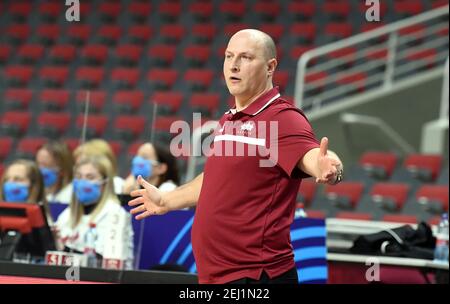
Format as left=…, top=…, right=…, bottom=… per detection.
left=316, top=137, right=343, bottom=184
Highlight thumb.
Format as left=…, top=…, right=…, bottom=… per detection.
left=319, top=137, right=328, bottom=156
left=137, top=175, right=160, bottom=201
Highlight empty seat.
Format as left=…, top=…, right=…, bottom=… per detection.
left=259, top=24, right=284, bottom=43
left=183, top=45, right=211, bottom=67
left=75, top=67, right=105, bottom=88
left=159, top=24, right=185, bottom=44
left=0, top=45, right=11, bottom=64
left=404, top=49, right=438, bottom=70
left=127, top=25, right=153, bottom=44
left=335, top=212, right=373, bottom=221
left=4, top=65, right=34, bottom=87
left=148, top=44, right=177, bottom=67
left=16, top=137, right=47, bottom=159
left=188, top=2, right=213, bottom=21
left=336, top=72, right=368, bottom=92
left=403, top=154, right=443, bottom=182
left=253, top=2, right=281, bottom=21
left=359, top=151, right=398, bottom=179
left=147, top=68, right=179, bottom=90
left=112, top=90, right=144, bottom=113
left=5, top=24, right=30, bottom=45
left=127, top=141, right=145, bottom=158
left=223, top=23, right=251, bottom=39
left=98, top=2, right=121, bottom=22
left=297, top=178, right=317, bottom=207
left=3, top=88, right=33, bottom=110
left=113, top=115, right=147, bottom=141
left=324, top=22, right=353, bottom=40
left=75, top=91, right=106, bottom=113
left=189, top=93, right=220, bottom=118
left=394, top=0, right=424, bottom=16
left=290, top=45, right=314, bottom=61
left=128, top=2, right=152, bottom=22
left=8, top=2, right=32, bottom=22
left=416, top=185, right=449, bottom=214
left=48, top=44, right=77, bottom=64
left=290, top=23, right=317, bottom=43
left=273, top=70, right=290, bottom=93
left=219, top=1, right=245, bottom=21
left=115, top=44, right=143, bottom=65
left=36, top=24, right=60, bottom=45
left=75, top=114, right=109, bottom=137
left=66, top=24, right=92, bottom=45
left=39, top=66, right=69, bottom=87
left=322, top=1, right=351, bottom=20
left=328, top=47, right=357, bottom=67
left=38, top=89, right=70, bottom=111
left=382, top=214, right=418, bottom=224
left=111, top=68, right=140, bottom=88
left=192, top=24, right=217, bottom=44
left=288, top=1, right=316, bottom=20
left=17, top=44, right=45, bottom=64
left=38, top=2, right=61, bottom=21
left=324, top=182, right=365, bottom=210
left=153, top=116, right=184, bottom=144
left=150, top=92, right=183, bottom=115
left=0, top=111, right=31, bottom=136
left=158, top=2, right=181, bottom=21
left=184, top=69, right=214, bottom=91
left=81, top=44, right=109, bottom=65
left=370, top=183, right=410, bottom=212
left=0, top=137, right=13, bottom=161
left=37, top=112, right=71, bottom=138
left=97, top=25, right=122, bottom=46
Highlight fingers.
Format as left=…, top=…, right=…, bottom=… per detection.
left=128, top=196, right=144, bottom=206
left=136, top=210, right=153, bottom=221
left=319, top=137, right=328, bottom=156
left=130, top=204, right=146, bottom=215
left=137, top=175, right=154, bottom=192
left=130, top=188, right=148, bottom=198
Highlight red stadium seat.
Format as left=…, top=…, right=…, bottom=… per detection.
left=290, top=45, right=315, bottom=61
left=259, top=24, right=284, bottom=43
left=335, top=212, right=373, bottom=221
left=128, top=2, right=152, bottom=22
left=325, top=182, right=365, bottom=209
left=288, top=1, right=316, bottom=20
left=273, top=70, right=290, bottom=93
left=17, top=44, right=45, bottom=63
left=336, top=72, right=367, bottom=92
left=39, top=66, right=69, bottom=87
left=0, top=45, right=11, bottom=64
left=150, top=92, right=183, bottom=115
left=111, top=68, right=140, bottom=88
left=147, top=68, right=179, bottom=90
left=158, top=2, right=181, bottom=21
left=3, top=88, right=33, bottom=110
left=115, top=44, right=143, bottom=65
left=36, top=24, right=60, bottom=45
left=382, top=214, right=417, bottom=224
left=4, top=65, right=34, bottom=87
left=98, top=2, right=121, bottom=22
left=404, top=154, right=443, bottom=182
left=297, top=178, right=317, bottom=207
left=4, top=24, right=30, bottom=44
left=189, top=93, right=220, bottom=118
left=81, top=44, right=109, bottom=65
left=97, top=25, right=122, bottom=46
left=254, top=2, right=281, bottom=21
left=359, top=152, right=398, bottom=179
left=304, top=210, right=326, bottom=219
left=38, top=89, right=70, bottom=111
left=184, top=69, right=214, bottom=91
left=223, top=23, right=251, bottom=39
left=127, top=141, right=145, bottom=158
left=304, top=71, right=328, bottom=92
left=219, top=1, right=246, bottom=21
left=8, top=2, right=32, bottom=21
left=17, top=137, right=47, bottom=159
left=188, top=2, right=213, bottom=21
left=38, top=2, right=62, bottom=21
left=370, top=183, right=410, bottom=212
left=112, top=90, right=144, bottom=113
left=48, top=44, right=77, bottom=64
left=322, top=1, right=351, bottom=19
left=183, top=45, right=211, bottom=67
left=64, top=138, right=81, bottom=152
left=160, top=24, right=185, bottom=44
left=75, top=67, right=105, bottom=88
left=153, top=116, right=184, bottom=144
left=75, top=91, right=106, bottom=113
left=113, top=115, right=147, bottom=141
left=127, top=25, right=153, bottom=44
left=37, top=112, right=71, bottom=138
left=66, top=24, right=92, bottom=45
left=192, top=24, right=217, bottom=44
left=290, top=23, right=317, bottom=43
left=394, top=0, right=424, bottom=16
left=0, top=137, right=13, bottom=161
left=0, top=111, right=31, bottom=136
left=148, top=44, right=177, bottom=66
left=75, top=114, right=109, bottom=137
left=324, top=22, right=353, bottom=39
left=328, top=47, right=357, bottom=66
left=405, top=49, right=438, bottom=70
left=416, top=185, right=449, bottom=213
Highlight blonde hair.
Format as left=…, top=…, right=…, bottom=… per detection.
left=73, top=139, right=118, bottom=175
left=0, top=159, right=51, bottom=222
left=69, top=155, right=120, bottom=228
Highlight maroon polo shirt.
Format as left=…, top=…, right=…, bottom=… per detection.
left=191, top=87, right=320, bottom=284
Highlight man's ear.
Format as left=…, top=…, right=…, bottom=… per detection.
left=267, top=58, right=277, bottom=77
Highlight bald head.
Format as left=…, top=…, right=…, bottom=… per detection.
left=229, top=29, right=276, bottom=60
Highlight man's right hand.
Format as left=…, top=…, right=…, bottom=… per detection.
left=128, top=175, right=169, bottom=220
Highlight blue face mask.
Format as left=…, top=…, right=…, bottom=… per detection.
left=3, top=182, right=29, bottom=202
left=131, top=156, right=152, bottom=179
left=40, top=167, right=59, bottom=188
left=73, top=179, right=103, bottom=206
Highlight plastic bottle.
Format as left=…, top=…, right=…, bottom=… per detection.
left=294, top=203, right=308, bottom=219
left=434, top=213, right=449, bottom=263
left=84, top=222, right=98, bottom=268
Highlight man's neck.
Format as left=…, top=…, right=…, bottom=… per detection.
left=235, top=84, right=273, bottom=112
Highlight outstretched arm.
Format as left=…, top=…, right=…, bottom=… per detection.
left=128, top=173, right=203, bottom=220
left=298, top=137, right=343, bottom=184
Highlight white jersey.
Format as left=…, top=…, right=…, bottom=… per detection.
left=46, top=183, right=73, bottom=204
left=55, top=198, right=134, bottom=262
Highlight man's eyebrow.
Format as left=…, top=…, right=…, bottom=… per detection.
left=225, top=50, right=254, bottom=56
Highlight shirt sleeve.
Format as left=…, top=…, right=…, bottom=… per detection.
left=272, top=108, right=320, bottom=178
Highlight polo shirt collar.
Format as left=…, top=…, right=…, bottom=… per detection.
left=226, top=87, right=281, bottom=116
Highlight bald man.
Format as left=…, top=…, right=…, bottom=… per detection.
left=129, top=29, right=343, bottom=284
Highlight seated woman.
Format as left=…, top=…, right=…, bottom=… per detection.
left=73, top=139, right=124, bottom=194
left=122, top=142, right=180, bottom=194
left=0, top=159, right=52, bottom=224
left=55, top=155, right=134, bottom=267
left=36, top=141, right=74, bottom=204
